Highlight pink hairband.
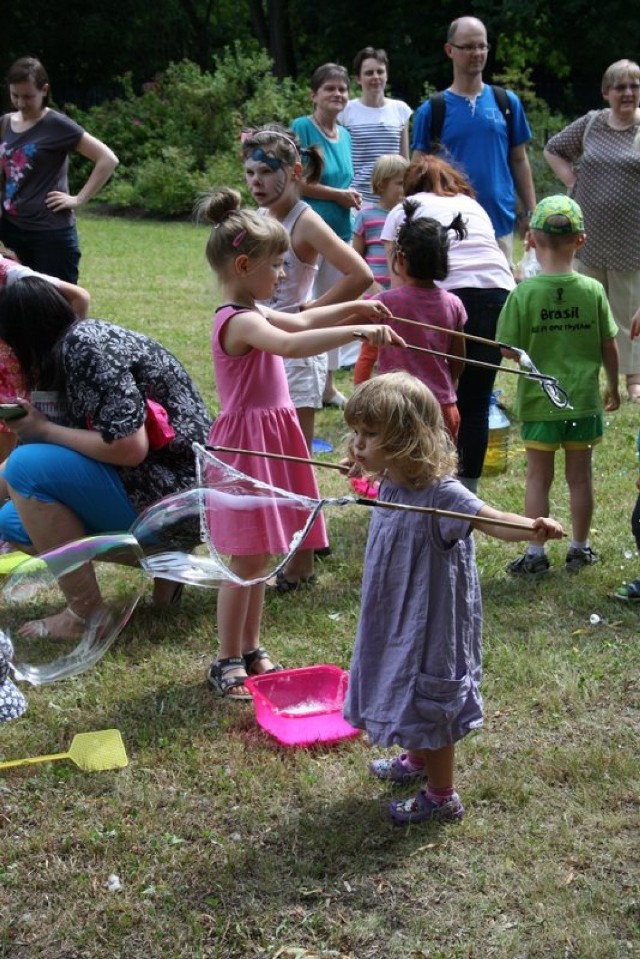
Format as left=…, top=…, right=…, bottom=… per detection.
left=240, top=128, right=300, bottom=157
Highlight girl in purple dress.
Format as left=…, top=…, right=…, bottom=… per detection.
left=197, top=187, right=403, bottom=700
left=343, top=372, right=563, bottom=823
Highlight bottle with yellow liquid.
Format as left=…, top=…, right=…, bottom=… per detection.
left=483, top=392, right=510, bottom=476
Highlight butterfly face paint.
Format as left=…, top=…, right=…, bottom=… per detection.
left=244, top=147, right=289, bottom=207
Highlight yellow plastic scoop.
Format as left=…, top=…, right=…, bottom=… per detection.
left=0, top=729, right=128, bottom=773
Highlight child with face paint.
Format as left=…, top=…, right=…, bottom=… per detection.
left=242, top=126, right=372, bottom=447
left=242, top=126, right=372, bottom=588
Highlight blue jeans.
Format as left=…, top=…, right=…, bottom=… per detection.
left=0, top=219, right=81, bottom=283
left=0, top=445, right=138, bottom=545
left=453, top=288, right=510, bottom=481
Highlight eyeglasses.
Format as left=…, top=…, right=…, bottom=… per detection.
left=449, top=43, right=490, bottom=52
left=611, top=82, right=640, bottom=92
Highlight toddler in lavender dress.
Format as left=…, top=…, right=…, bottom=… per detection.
left=343, top=372, right=563, bottom=824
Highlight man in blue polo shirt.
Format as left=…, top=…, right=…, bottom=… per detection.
left=412, top=16, right=536, bottom=263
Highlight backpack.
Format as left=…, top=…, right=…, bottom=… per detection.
left=429, top=85, right=514, bottom=147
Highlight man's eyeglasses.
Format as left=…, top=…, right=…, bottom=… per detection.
left=611, top=82, right=640, bottom=92
left=449, top=43, right=490, bottom=53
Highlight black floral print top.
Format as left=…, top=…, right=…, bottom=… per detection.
left=60, top=319, right=211, bottom=511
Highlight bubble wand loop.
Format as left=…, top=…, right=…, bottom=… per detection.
left=2, top=448, right=563, bottom=686
left=358, top=328, right=572, bottom=410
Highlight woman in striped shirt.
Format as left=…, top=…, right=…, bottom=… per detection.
left=339, top=47, right=412, bottom=207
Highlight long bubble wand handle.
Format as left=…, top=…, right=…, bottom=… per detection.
left=390, top=314, right=515, bottom=353
left=362, top=328, right=572, bottom=408
left=207, top=445, right=349, bottom=472
left=354, top=496, right=545, bottom=533
left=202, top=447, right=563, bottom=535
left=361, top=334, right=536, bottom=381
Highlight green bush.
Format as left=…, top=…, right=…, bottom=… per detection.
left=67, top=42, right=310, bottom=216
left=493, top=34, right=571, bottom=199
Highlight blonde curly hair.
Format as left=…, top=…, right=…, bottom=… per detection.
left=344, top=372, right=458, bottom=488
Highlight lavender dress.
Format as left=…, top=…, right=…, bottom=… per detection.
left=344, top=475, right=485, bottom=751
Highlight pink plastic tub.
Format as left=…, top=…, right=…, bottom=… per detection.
left=245, top=664, right=361, bottom=747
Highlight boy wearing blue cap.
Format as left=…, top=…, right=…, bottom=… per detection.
left=497, top=195, right=620, bottom=576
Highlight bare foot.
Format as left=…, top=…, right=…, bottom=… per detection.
left=19, top=606, right=86, bottom=640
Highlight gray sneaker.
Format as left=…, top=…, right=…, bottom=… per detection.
left=565, top=546, right=599, bottom=572
left=506, top=552, right=550, bottom=578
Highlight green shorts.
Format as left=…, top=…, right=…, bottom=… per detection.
left=521, top=414, right=604, bottom=451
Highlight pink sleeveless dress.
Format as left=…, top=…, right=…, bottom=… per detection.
left=207, top=305, right=328, bottom=554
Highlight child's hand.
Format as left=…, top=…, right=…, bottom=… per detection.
left=338, top=188, right=363, bottom=211
left=358, top=325, right=406, bottom=348
left=531, top=516, right=564, bottom=542
left=630, top=307, right=640, bottom=340
left=350, top=300, right=392, bottom=322
left=603, top=386, right=621, bottom=411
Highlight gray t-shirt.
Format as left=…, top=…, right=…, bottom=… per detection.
left=0, top=110, right=84, bottom=230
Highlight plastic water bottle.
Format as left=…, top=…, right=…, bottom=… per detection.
left=483, top=392, right=510, bottom=476
left=521, top=246, right=541, bottom=279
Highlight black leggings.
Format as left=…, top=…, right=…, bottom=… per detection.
left=453, top=287, right=510, bottom=481
left=631, top=494, right=640, bottom=550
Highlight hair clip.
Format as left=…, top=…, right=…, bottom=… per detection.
left=232, top=230, right=247, bottom=248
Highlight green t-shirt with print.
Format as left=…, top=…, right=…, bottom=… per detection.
left=496, top=272, right=617, bottom=421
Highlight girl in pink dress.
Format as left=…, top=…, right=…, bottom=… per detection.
left=197, top=187, right=403, bottom=700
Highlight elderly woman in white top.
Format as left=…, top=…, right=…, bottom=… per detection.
left=381, top=155, right=514, bottom=493
left=544, top=59, right=640, bottom=401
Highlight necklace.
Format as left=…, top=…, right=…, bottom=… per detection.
left=311, top=114, right=338, bottom=140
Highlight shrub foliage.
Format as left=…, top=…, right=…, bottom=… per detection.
left=67, top=43, right=310, bottom=215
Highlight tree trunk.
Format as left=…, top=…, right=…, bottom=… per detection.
left=247, top=0, right=296, bottom=77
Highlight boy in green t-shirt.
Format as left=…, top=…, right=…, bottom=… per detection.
left=496, top=195, right=620, bottom=576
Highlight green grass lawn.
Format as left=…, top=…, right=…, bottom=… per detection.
left=0, top=212, right=638, bottom=959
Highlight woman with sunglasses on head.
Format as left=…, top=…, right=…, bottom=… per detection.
left=544, top=59, right=640, bottom=402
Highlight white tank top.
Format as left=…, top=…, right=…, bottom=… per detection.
left=259, top=200, right=318, bottom=312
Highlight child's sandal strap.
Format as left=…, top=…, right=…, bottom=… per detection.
left=243, top=646, right=283, bottom=675
left=207, top=656, right=251, bottom=699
